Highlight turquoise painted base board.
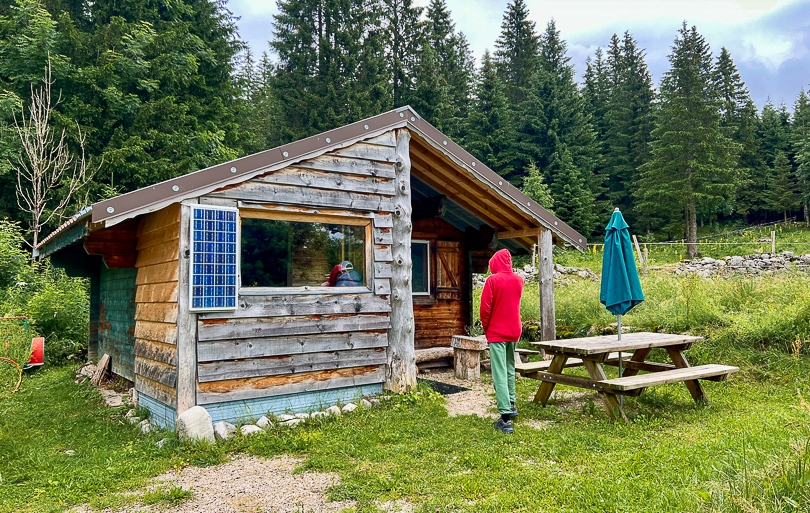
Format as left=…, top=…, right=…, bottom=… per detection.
left=204, top=384, right=384, bottom=424
left=140, top=393, right=177, bottom=430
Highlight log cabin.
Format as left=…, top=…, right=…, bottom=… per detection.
left=35, top=107, right=587, bottom=428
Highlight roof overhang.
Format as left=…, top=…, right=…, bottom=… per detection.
left=38, top=106, right=587, bottom=255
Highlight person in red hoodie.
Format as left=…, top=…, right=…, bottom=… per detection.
left=480, top=249, right=523, bottom=434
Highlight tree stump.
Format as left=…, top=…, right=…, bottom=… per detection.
left=451, top=335, right=488, bottom=380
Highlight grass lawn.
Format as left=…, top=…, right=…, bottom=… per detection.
left=3, top=241, right=810, bottom=512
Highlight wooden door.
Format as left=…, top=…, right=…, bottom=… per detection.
left=435, top=240, right=461, bottom=300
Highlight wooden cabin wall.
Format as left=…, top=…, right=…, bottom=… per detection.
left=133, top=204, right=181, bottom=409
left=412, top=218, right=469, bottom=350
left=97, top=267, right=138, bottom=381
left=195, top=131, right=397, bottom=410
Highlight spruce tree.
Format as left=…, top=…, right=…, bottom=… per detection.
left=463, top=50, right=519, bottom=179
left=422, top=0, right=474, bottom=136
left=493, top=0, right=540, bottom=108
left=635, top=23, right=739, bottom=258
left=382, top=0, right=423, bottom=107
left=767, top=151, right=801, bottom=223
left=409, top=43, right=453, bottom=130
left=521, top=162, right=555, bottom=213
left=792, top=90, right=810, bottom=224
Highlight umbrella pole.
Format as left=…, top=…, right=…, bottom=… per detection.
left=618, top=314, right=623, bottom=408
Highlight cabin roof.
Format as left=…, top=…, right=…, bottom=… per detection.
left=37, top=106, right=587, bottom=256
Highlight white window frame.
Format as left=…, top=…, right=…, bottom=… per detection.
left=412, top=240, right=431, bottom=296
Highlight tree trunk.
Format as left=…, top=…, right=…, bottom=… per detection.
left=385, top=128, right=416, bottom=393
left=687, top=198, right=698, bottom=259
left=804, top=203, right=809, bottom=227
left=785, top=210, right=788, bottom=224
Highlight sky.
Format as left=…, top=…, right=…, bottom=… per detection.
left=229, top=0, right=810, bottom=110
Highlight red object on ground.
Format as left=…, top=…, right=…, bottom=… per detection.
left=479, top=249, right=524, bottom=343
left=27, top=337, right=44, bottom=367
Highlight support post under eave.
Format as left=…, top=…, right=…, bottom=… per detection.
left=176, top=202, right=197, bottom=414
left=538, top=228, right=556, bottom=342
left=386, top=128, right=417, bottom=393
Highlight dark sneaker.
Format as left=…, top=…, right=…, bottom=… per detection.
left=510, top=404, right=519, bottom=418
left=494, top=418, right=514, bottom=434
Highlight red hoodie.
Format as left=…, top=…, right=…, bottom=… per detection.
left=480, top=249, right=524, bottom=342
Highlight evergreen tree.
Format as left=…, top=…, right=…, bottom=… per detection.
left=521, top=162, right=554, bottom=213
left=515, top=20, right=602, bottom=234
left=493, top=0, right=539, bottom=108
left=422, top=0, right=474, bottom=136
left=382, top=0, right=423, bottom=107
left=463, top=50, right=519, bottom=179
left=792, top=90, right=810, bottom=224
left=409, top=43, right=453, bottom=130
left=582, top=48, right=610, bottom=143
left=635, top=24, right=739, bottom=258
left=271, top=0, right=391, bottom=141
left=767, top=151, right=801, bottom=223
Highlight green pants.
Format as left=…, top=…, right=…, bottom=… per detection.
left=489, top=341, right=517, bottom=415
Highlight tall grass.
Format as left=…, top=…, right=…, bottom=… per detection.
left=0, top=325, right=33, bottom=393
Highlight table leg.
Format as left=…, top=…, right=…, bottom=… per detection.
left=665, top=347, right=707, bottom=404
left=583, top=360, right=628, bottom=422
left=533, top=354, right=568, bottom=406
left=620, top=347, right=651, bottom=377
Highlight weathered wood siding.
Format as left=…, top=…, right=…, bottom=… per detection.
left=98, top=266, right=138, bottom=381
left=134, top=204, right=181, bottom=409
left=196, top=131, right=398, bottom=405
left=412, top=218, right=469, bottom=350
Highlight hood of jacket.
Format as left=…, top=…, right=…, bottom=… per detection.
left=488, top=249, right=513, bottom=275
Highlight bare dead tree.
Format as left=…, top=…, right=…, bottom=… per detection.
left=13, top=61, right=97, bottom=252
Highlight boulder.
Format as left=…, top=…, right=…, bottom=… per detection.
left=256, top=416, right=273, bottom=430
left=326, top=405, right=342, bottom=416
left=128, top=416, right=142, bottom=425
left=125, top=409, right=137, bottom=419
left=176, top=406, right=215, bottom=444
left=213, top=421, right=237, bottom=440
left=783, top=251, right=795, bottom=259
left=294, top=413, right=310, bottom=420
left=240, top=424, right=263, bottom=436
left=342, top=403, right=358, bottom=413
left=138, top=419, right=152, bottom=434
left=310, top=411, right=328, bottom=418
left=360, top=399, right=373, bottom=409
left=283, top=418, right=303, bottom=428
left=278, top=414, right=296, bottom=422
left=156, top=438, right=169, bottom=449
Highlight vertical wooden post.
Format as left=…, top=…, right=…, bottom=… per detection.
left=538, top=228, right=555, bottom=342
left=176, top=202, right=197, bottom=415
left=386, top=129, right=416, bottom=393
left=643, top=247, right=649, bottom=277
left=771, top=230, right=776, bottom=254
left=632, top=235, right=643, bottom=264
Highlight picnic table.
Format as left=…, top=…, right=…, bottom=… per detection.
left=517, top=332, right=739, bottom=421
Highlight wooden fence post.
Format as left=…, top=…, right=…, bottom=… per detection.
left=176, top=202, right=197, bottom=415
left=538, top=228, right=555, bottom=342
left=385, top=129, right=416, bottom=393
left=771, top=230, right=776, bottom=254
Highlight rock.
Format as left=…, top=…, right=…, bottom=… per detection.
left=294, top=413, right=310, bottom=420
left=138, top=419, right=152, bottom=434
left=701, top=257, right=716, bottom=264
left=127, top=388, right=138, bottom=407
left=125, top=409, right=137, bottom=419
left=802, top=254, right=810, bottom=262
left=342, top=403, right=357, bottom=413
left=77, top=362, right=97, bottom=378
left=129, top=416, right=141, bottom=425
left=156, top=438, right=169, bottom=449
left=555, top=263, right=566, bottom=273
left=240, top=424, right=263, bottom=436
left=370, top=398, right=380, bottom=405
left=576, top=270, right=589, bottom=278
left=255, top=416, right=273, bottom=430
left=716, top=260, right=726, bottom=266
left=213, top=421, right=237, bottom=440
left=360, top=399, right=373, bottom=409
left=310, top=411, right=328, bottom=418
left=784, top=251, right=794, bottom=259
left=100, top=388, right=124, bottom=408
left=176, top=406, right=215, bottom=444
left=278, top=414, right=296, bottom=422
left=65, top=449, right=75, bottom=456
left=282, top=418, right=303, bottom=428
left=326, top=405, right=342, bottom=416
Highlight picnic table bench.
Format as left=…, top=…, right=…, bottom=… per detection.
left=519, top=332, right=738, bottom=421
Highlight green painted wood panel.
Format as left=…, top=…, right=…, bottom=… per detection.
left=98, top=267, right=138, bottom=381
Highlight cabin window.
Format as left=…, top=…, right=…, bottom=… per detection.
left=240, top=216, right=367, bottom=289
left=412, top=240, right=430, bottom=295
left=190, top=205, right=239, bottom=312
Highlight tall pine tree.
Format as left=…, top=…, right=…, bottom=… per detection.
left=493, top=0, right=539, bottom=109
left=635, top=23, right=739, bottom=258
left=792, top=90, right=810, bottom=224
left=382, top=0, right=423, bottom=108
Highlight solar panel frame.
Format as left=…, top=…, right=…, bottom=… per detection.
left=189, top=205, right=239, bottom=312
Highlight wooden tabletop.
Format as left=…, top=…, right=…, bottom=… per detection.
left=531, top=332, right=703, bottom=355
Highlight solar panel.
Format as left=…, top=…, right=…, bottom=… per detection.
left=190, top=206, right=238, bottom=311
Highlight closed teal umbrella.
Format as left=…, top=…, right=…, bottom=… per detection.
left=600, top=208, right=644, bottom=397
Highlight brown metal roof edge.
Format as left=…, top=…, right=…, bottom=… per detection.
left=407, top=117, right=588, bottom=250
left=34, top=206, right=92, bottom=256
left=86, top=105, right=586, bottom=250
left=91, top=108, right=414, bottom=224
